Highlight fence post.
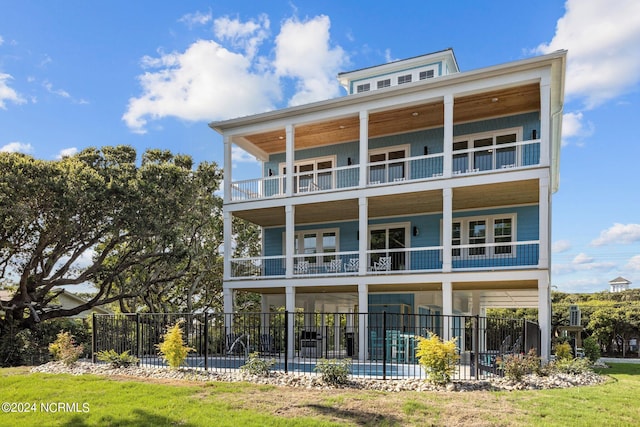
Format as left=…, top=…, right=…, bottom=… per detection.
left=284, top=310, right=289, bottom=374
left=91, top=313, right=97, bottom=363
left=474, top=315, right=480, bottom=378
left=135, top=313, right=140, bottom=361
left=204, top=312, right=209, bottom=371
left=382, top=311, right=387, bottom=380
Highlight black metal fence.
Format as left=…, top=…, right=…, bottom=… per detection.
left=92, top=312, right=540, bottom=380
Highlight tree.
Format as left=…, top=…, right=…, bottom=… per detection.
left=0, top=147, right=232, bottom=341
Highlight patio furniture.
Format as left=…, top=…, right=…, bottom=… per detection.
left=299, top=330, right=320, bottom=358
left=325, top=259, right=342, bottom=273
left=293, top=261, right=310, bottom=274
left=344, top=258, right=359, bottom=272
left=259, top=333, right=277, bottom=355
left=372, top=256, right=391, bottom=272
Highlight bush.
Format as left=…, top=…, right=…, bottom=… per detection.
left=240, top=352, right=276, bottom=376
left=48, top=331, right=84, bottom=366
left=157, top=321, right=195, bottom=369
left=96, top=350, right=139, bottom=368
left=314, top=358, right=352, bottom=386
left=501, top=349, right=541, bottom=382
left=582, top=336, right=601, bottom=363
left=555, top=342, right=573, bottom=360
left=416, top=334, right=459, bottom=385
left=549, top=357, right=593, bottom=375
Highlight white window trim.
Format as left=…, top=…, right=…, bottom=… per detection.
left=453, top=127, right=523, bottom=172
left=278, top=155, right=337, bottom=194
left=368, top=222, right=411, bottom=269
left=368, top=144, right=410, bottom=184
left=283, top=227, right=340, bottom=266
left=442, top=214, right=517, bottom=259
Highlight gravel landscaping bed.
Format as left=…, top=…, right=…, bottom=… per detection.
left=31, top=361, right=607, bottom=392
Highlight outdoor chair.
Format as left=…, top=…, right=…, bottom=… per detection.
left=344, top=258, right=359, bottom=272
left=293, top=260, right=310, bottom=274
left=372, top=256, right=392, bottom=272
left=325, top=259, right=342, bottom=273
left=259, top=333, right=277, bottom=355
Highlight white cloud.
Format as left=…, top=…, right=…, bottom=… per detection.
left=591, top=223, right=640, bottom=246
left=57, top=147, right=78, bottom=159
left=0, top=73, right=26, bottom=109
left=179, top=10, right=212, bottom=28
left=536, top=0, right=640, bottom=109
left=626, top=255, right=640, bottom=271
left=122, top=39, right=280, bottom=134
left=274, top=15, right=348, bottom=106
left=214, top=14, right=270, bottom=59
left=552, top=252, right=616, bottom=275
left=552, top=240, right=572, bottom=253
left=0, top=35, right=4, bottom=46
left=43, top=80, right=70, bottom=98
left=231, top=146, right=258, bottom=163
left=1, top=142, right=33, bottom=153
left=572, top=253, right=593, bottom=264
left=561, top=112, right=594, bottom=146
left=124, top=13, right=349, bottom=133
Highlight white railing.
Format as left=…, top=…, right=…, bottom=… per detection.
left=228, top=139, right=540, bottom=202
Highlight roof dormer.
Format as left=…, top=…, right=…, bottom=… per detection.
left=338, top=48, right=459, bottom=95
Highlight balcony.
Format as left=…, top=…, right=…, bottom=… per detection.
left=229, top=241, right=539, bottom=280
left=228, top=139, right=540, bottom=202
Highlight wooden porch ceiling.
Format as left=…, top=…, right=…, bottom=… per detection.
left=241, top=83, right=540, bottom=155
left=231, top=179, right=538, bottom=227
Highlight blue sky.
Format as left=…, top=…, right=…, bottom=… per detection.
left=1, top=0, right=639, bottom=293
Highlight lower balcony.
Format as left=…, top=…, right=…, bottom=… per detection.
left=228, top=241, right=540, bottom=280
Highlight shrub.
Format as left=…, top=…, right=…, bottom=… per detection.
left=550, top=357, right=593, bottom=375
left=415, top=334, right=459, bottom=385
left=48, top=331, right=84, bottom=366
left=314, top=358, right=352, bottom=386
left=555, top=342, right=573, bottom=360
left=240, top=352, right=276, bottom=376
left=96, top=349, right=139, bottom=368
left=582, top=336, right=601, bottom=363
left=156, top=321, right=195, bottom=369
left=502, top=349, right=541, bottom=382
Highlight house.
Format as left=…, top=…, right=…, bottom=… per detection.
left=609, top=276, right=631, bottom=293
left=0, top=288, right=113, bottom=320
left=210, top=48, right=566, bottom=361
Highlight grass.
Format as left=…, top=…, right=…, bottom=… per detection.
left=0, top=364, right=638, bottom=426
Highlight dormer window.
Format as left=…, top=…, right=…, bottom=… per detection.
left=419, top=70, right=435, bottom=80
left=356, top=83, right=370, bottom=93
left=377, top=79, right=391, bottom=89
left=398, top=74, right=412, bottom=85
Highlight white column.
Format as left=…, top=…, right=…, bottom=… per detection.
left=223, top=211, right=232, bottom=281
left=538, top=277, right=551, bottom=361
left=261, top=295, right=269, bottom=335
left=358, top=197, right=368, bottom=274
left=442, top=187, right=453, bottom=272
left=539, top=75, right=551, bottom=167
left=286, top=286, right=296, bottom=359
left=442, top=281, right=453, bottom=341
left=443, top=94, right=453, bottom=177
left=223, top=287, right=234, bottom=314
left=359, top=110, right=369, bottom=188
left=358, top=283, right=368, bottom=361
left=539, top=176, right=550, bottom=269
left=285, top=124, right=294, bottom=197
left=285, top=204, right=295, bottom=278
left=223, top=136, right=232, bottom=203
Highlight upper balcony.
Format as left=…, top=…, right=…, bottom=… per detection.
left=229, top=136, right=541, bottom=202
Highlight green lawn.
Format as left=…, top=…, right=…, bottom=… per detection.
left=0, top=364, right=639, bottom=426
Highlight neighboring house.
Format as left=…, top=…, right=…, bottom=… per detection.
left=609, top=276, right=631, bottom=293
left=210, top=48, right=566, bottom=361
left=0, top=289, right=112, bottom=319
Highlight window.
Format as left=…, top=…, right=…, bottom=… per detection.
left=291, top=229, right=339, bottom=266
left=369, top=224, right=408, bottom=270
left=397, top=74, right=412, bottom=85
left=357, top=83, right=370, bottom=93
left=419, top=70, right=435, bottom=80
left=280, top=156, right=335, bottom=193
left=449, top=215, right=516, bottom=258
left=453, top=129, right=521, bottom=173
left=377, top=79, right=391, bottom=89
left=368, top=146, right=408, bottom=184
